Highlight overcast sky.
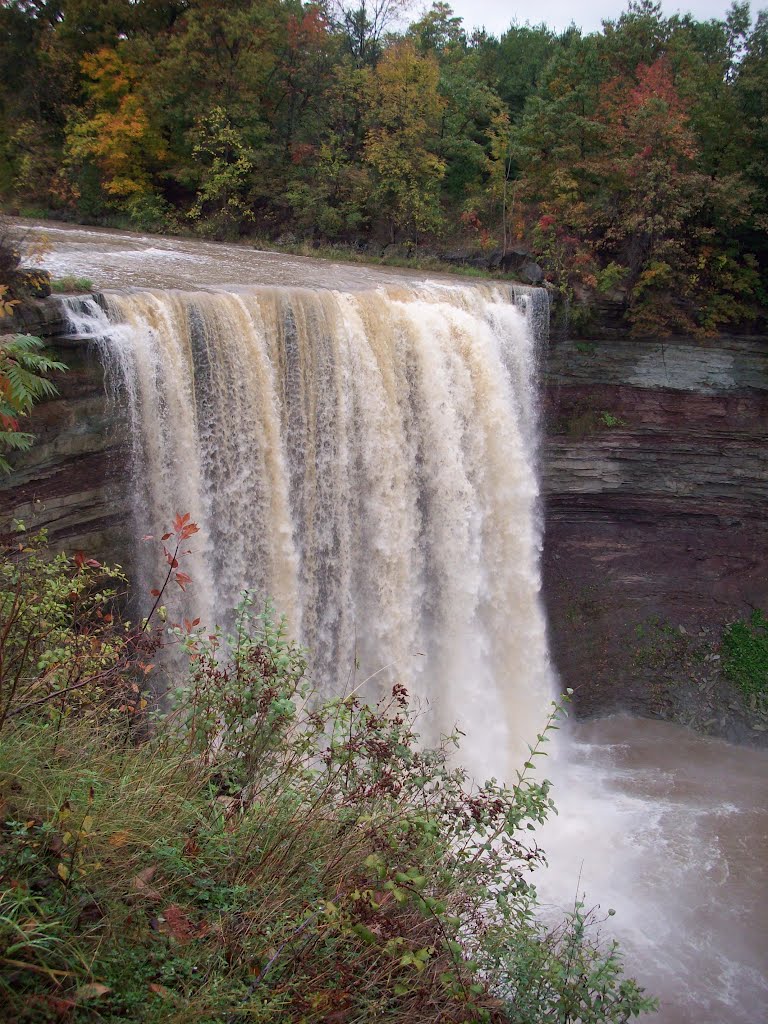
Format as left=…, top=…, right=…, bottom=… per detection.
left=435, top=0, right=744, bottom=35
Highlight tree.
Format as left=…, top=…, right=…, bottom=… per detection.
left=64, top=45, right=169, bottom=222
left=188, top=106, right=256, bottom=236
left=363, top=40, right=446, bottom=241
left=327, top=0, right=413, bottom=65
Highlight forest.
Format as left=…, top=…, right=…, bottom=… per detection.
left=0, top=0, right=767, bottom=333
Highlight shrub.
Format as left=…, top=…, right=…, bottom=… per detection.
left=0, top=336, right=67, bottom=472
left=722, top=609, right=768, bottom=695
left=0, top=525, right=656, bottom=1023
left=50, top=276, right=93, bottom=294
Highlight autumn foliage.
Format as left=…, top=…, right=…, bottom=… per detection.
left=0, top=0, right=766, bottom=332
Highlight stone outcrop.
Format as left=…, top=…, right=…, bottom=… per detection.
left=0, top=298, right=130, bottom=561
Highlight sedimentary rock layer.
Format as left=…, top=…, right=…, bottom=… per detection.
left=542, top=335, right=768, bottom=739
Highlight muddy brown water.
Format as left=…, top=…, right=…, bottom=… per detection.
left=539, top=717, right=768, bottom=1023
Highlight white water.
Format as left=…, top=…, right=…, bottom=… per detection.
left=63, top=280, right=553, bottom=779
left=25, top=222, right=766, bottom=1023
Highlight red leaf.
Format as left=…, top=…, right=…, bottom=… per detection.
left=174, top=571, right=191, bottom=590
left=161, top=533, right=172, bottom=541
left=150, top=588, right=161, bottom=597
left=160, top=904, right=196, bottom=943
left=142, top=534, right=154, bottom=542
left=172, top=512, right=191, bottom=533
left=74, top=551, right=85, bottom=569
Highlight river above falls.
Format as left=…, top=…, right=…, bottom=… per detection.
left=16, top=218, right=465, bottom=293
left=14, top=218, right=768, bottom=1024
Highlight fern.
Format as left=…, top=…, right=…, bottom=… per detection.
left=0, top=334, right=67, bottom=473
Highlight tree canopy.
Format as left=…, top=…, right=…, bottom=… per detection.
left=1, top=0, right=766, bottom=333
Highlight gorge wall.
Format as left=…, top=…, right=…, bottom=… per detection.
left=542, top=333, right=768, bottom=742
left=2, top=297, right=766, bottom=743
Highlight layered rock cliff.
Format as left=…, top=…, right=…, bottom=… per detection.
left=2, top=299, right=766, bottom=741
left=0, top=298, right=129, bottom=559
left=541, top=334, right=768, bottom=742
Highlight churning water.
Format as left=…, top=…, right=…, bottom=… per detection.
left=63, top=278, right=553, bottom=778
left=28, top=221, right=768, bottom=1022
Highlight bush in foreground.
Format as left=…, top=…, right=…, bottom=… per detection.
left=0, top=524, right=655, bottom=1022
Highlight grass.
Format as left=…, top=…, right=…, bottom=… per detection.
left=0, top=525, right=656, bottom=1023
left=50, top=276, right=93, bottom=294
left=256, top=238, right=499, bottom=279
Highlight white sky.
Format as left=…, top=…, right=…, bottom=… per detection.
left=430, top=1, right=751, bottom=35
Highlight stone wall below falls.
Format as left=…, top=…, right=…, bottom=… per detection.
left=0, top=298, right=130, bottom=562
left=2, top=300, right=767, bottom=742
left=541, top=334, right=768, bottom=743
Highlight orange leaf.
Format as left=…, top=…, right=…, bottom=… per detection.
left=148, top=983, right=175, bottom=1000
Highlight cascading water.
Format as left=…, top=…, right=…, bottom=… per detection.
left=63, top=282, right=553, bottom=779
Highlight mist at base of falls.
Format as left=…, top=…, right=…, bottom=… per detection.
left=44, top=222, right=766, bottom=1024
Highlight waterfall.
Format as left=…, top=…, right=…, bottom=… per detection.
left=65, top=282, right=552, bottom=779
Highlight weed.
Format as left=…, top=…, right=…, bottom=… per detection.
left=0, top=523, right=656, bottom=1023
left=50, top=276, right=93, bottom=294
left=599, top=411, right=627, bottom=428
left=722, top=609, right=768, bottom=695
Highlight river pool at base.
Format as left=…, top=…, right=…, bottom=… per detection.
left=538, top=716, right=767, bottom=1024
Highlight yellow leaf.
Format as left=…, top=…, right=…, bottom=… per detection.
left=57, top=862, right=70, bottom=881
left=108, top=830, right=130, bottom=848
left=81, top=816, right=94, bottom=833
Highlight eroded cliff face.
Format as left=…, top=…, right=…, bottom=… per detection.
left=2, top=300, right=766, bottom=741
left=542, top=335, right=768, bottom=742
left=0, top=298, right=130, bottom=561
